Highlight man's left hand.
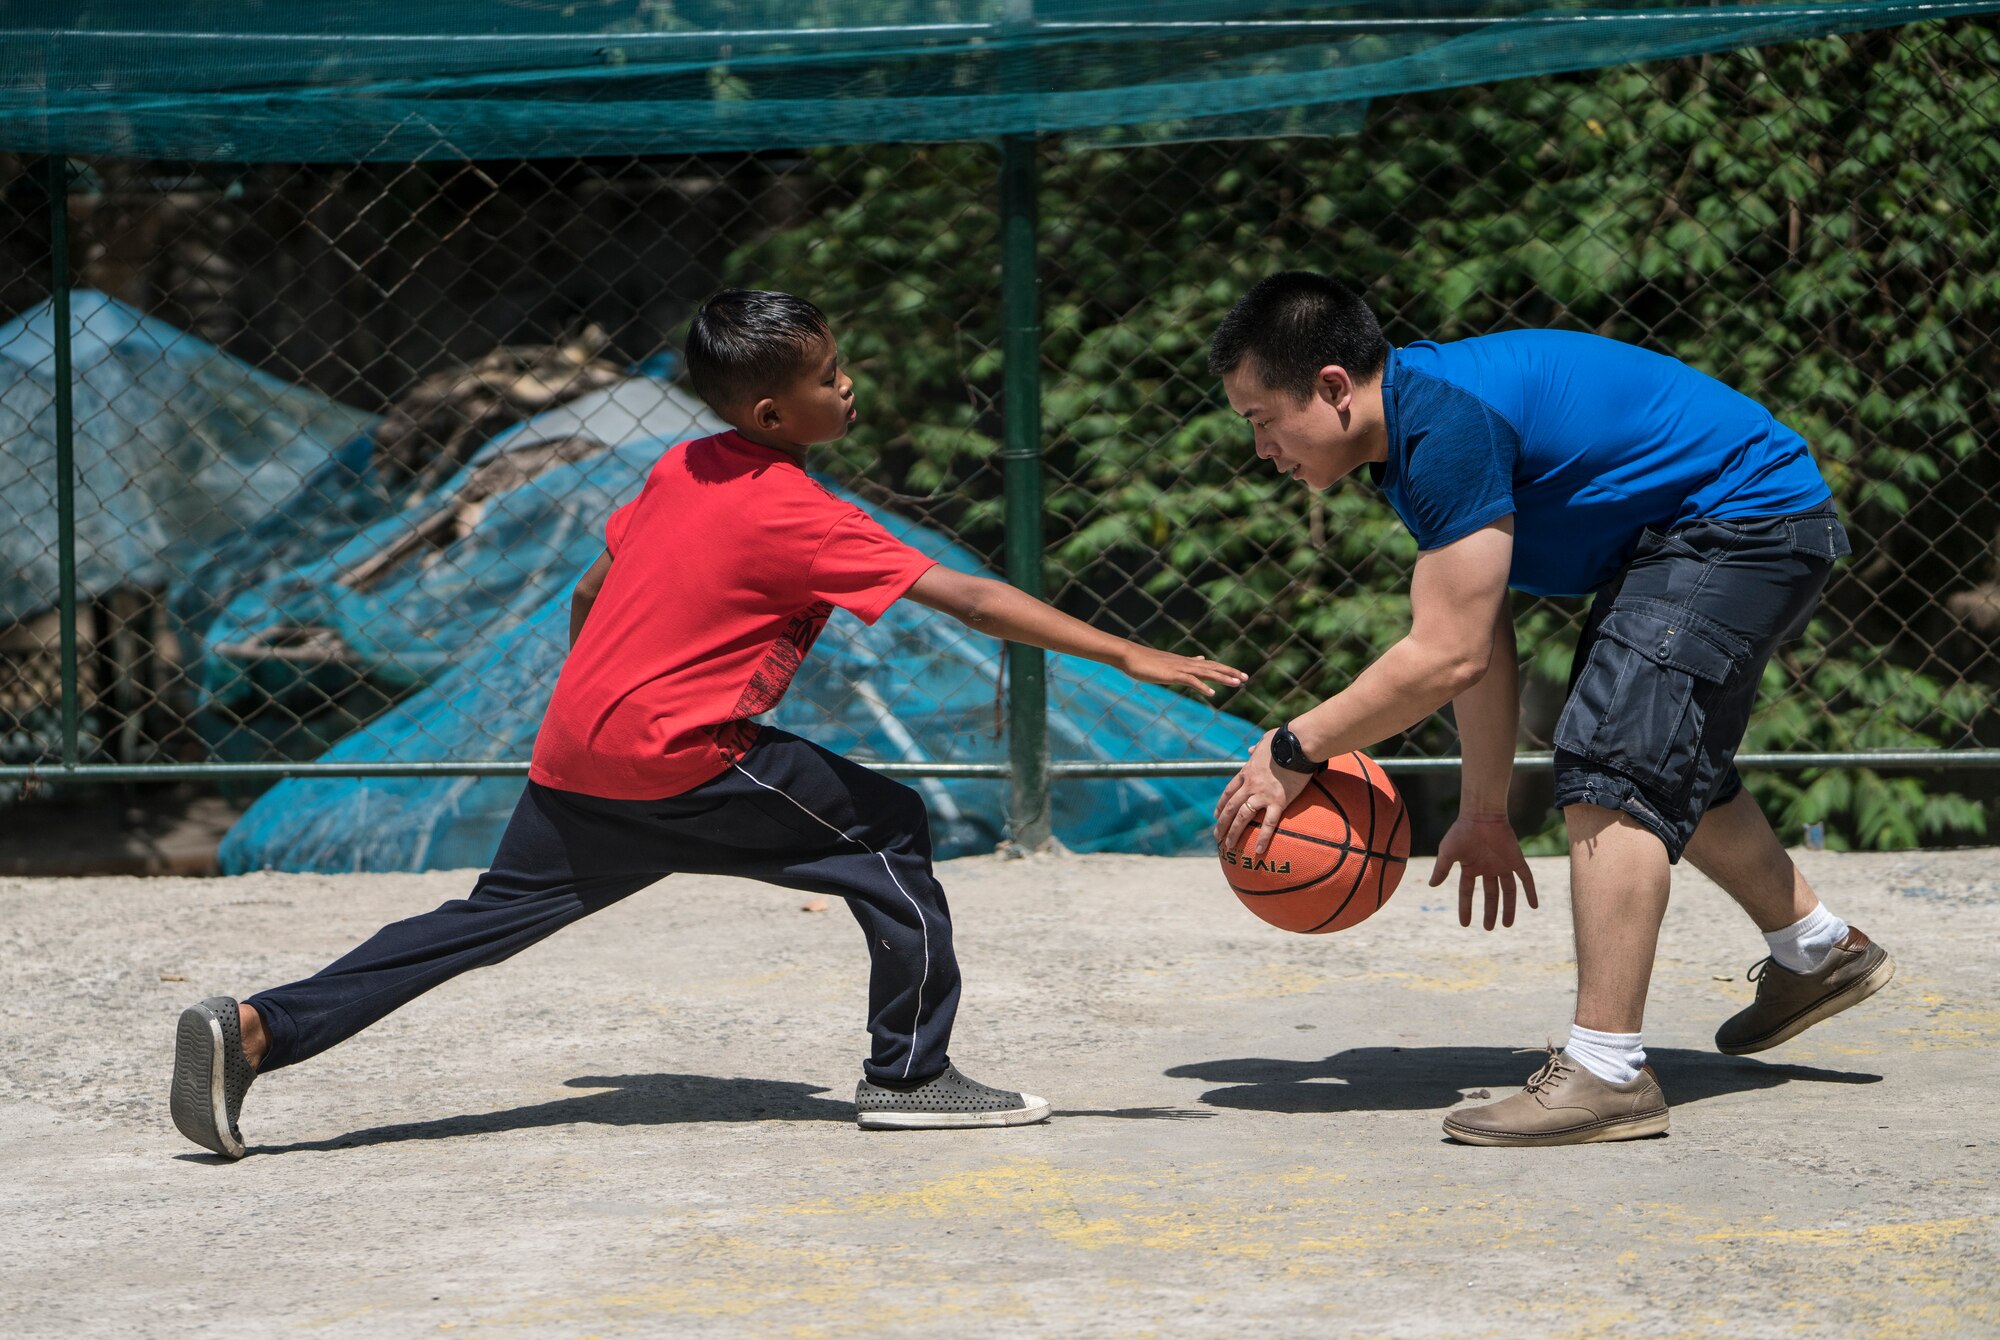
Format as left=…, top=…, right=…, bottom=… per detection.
left=1215, top=730, right=1314, bottom=856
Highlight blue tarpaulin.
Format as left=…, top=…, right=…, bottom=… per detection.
left=218, top=428, right=1259, bottom=871
left=0, top=292, right=376, bottom=626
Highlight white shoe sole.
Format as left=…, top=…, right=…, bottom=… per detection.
left=170, top=1005, right=246, bottom=1159
left=1442, top=1107, right=1670, bottom=1147
left=856, top=1093, right=1051, bottom=1131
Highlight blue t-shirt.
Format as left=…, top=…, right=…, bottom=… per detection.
left=1371, top=330, right=1831, bottom=596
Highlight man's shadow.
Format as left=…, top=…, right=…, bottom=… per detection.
left=239, top=1073, right=1208, bottom=1157
left=1166, top=1046, right=1881, bottom=1114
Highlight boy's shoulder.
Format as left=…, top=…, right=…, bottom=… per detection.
left=642, top=432, right=862, bottom=532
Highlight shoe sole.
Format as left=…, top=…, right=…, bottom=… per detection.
left=170, top=1004, right=245, bottom=1159
left=1441, top=1107, right=1670, bottom=1147
left=857, top=1096, right=1052, bottom=1131
left=1716, top=952, right=1896, bottom=1056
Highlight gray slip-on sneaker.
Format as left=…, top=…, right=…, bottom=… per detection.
left=855, top=1063, right=1050, bottom=1130
left=171, top=997, right=257, bottom=1159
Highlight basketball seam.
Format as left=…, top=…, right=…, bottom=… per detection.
left=1264, top=825, right=1405, bottom=862
left=1228, top=759, right=1409, bottom=924
left=1372, top=758, right=1411, bottom=910
left=1300, top=769, right=1367, bottom=933
left=1227, top=836, right=1350, bottom=897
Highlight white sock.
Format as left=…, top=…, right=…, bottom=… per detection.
left=1563, top=1025, right=1646, bottom=1086
left=1764, top=903, right=1848, bottom=974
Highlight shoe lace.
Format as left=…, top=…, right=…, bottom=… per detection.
left=1523, top=1044, right=1570, bottom=1095
left=1746, top=956, right=1773, bottom=983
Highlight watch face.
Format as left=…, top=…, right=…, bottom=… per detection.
left=1273, top=732, right=1297, bottom=767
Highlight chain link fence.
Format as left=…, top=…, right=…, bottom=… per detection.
left=3, top=19, right=1996, bottom=856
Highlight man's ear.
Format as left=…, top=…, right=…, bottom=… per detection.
left=752, top=396, right=782, bottom=430
left=1315, top=364, right=1356, bottom=413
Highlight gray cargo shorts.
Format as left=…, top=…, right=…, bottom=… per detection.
left=1550, top=504, right=1850, bottom=861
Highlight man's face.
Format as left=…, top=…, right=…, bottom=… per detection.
left=1221, top=360, right=1365, bottom=491
left=760, top=334, right=856, bottom=446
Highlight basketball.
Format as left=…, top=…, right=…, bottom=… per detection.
left=1219, top=752, right=1411, bottom=933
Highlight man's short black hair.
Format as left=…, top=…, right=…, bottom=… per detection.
left=1207, top=271, right=1389, bottom=402
left=683, top=288, right=832, bottom=410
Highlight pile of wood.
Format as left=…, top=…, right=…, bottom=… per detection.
left=372, top=326, right=626, bottom=494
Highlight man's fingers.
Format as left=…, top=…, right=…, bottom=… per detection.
left=1428, top=851, right=1450, bottom=888
left=1520, top=861, right=1540, bottom=909
left=1482, top=874, right=1499, bottom=931
left=1215, top=776, right=1242, bottom=819
left=1500, top=872, right=1517, bottom=929
left=1457, top=868, right=1474, bottom=928
left=1252, top=802, right=1283, bottom=856
left=1222, top=803, right=1255, bottom=854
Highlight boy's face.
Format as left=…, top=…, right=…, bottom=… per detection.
left=1222, top=359, right=1379, bottom=491
left=741, top=334, right=856, bottom=449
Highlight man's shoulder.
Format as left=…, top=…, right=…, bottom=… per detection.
left=1391, top=350, right=1522, bottom=446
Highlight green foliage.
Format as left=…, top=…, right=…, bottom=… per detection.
left=729, top=20, right=2000, bottom=850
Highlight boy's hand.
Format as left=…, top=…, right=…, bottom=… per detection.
left=1214, top=730, right=1312, bottom=856
left=1119, top=646, right=1248, bottom=698
left=1428, top=814, right=1539, bottom=931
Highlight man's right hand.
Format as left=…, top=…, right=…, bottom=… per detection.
left=1428, top=814, right=1539, bottom=931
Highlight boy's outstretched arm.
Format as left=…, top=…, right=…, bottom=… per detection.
left=906, top=565, right=1246, bottom=696
left=570, top=551, right=613, bottom=648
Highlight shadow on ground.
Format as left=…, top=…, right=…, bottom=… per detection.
left=1167, top=1046, right=1882, bottom=1114
left=243, top=1074, right=1213, bottom=1156
left=253, top=1073, right=852, bottom=1154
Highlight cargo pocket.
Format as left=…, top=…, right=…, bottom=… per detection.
left=1553, top=605, right=1741, bottom=805
left=1786, top=512, right=1852, bottom=561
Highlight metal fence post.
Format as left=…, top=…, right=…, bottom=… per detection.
left=47, top=155, right=79, bottom=771
left=998, top=132, right=1051, bottom=852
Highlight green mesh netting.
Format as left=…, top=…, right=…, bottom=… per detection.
left=7, top=1, right=1999, bottom=160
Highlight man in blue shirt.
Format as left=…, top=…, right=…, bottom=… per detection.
left=1209, top=271, right=1893, bottom=1146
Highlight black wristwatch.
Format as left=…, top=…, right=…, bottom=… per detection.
left=1269, top=722, right=1324, bottom=775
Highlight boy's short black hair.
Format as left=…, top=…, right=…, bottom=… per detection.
left=684, top=288, right=832, bottom=411
left=1207, top=271, right=1389, bottom=402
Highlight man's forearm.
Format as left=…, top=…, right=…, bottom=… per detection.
left=568, top=596, right=593, bottom=648
left=1289, top=637, right=1483, bottom=763
left=1450, top=608, right=1519, bottom=815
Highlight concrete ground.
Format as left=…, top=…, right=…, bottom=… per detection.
left=1, top=849, right=1995, bottom=1338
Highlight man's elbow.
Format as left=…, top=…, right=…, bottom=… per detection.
left=1437, top=645, right=1494, bottom=696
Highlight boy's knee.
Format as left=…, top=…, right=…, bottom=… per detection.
left=891, top=782, right=932, bottom=838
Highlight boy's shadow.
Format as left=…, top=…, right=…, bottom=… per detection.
left=246, top=1073, right=1207, bottom=1156
left=1166, top=1046, right=1881, bottom=1114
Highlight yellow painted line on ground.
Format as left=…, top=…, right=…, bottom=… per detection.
left=1692, top=1212, right=1991, bottom=1248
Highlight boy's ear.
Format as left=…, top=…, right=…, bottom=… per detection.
left=752, top=396, right=782, bottom=430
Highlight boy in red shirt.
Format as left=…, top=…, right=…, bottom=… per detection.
left=171, top=289, right=1244, bottom=1156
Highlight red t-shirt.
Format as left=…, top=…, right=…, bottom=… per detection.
left=529, top=431, right=937, bottom=799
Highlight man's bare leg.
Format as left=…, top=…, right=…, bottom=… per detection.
left=1438, top=801, right=1673, bottom=1144
left=1567, top=803, right=1672, bottom=1034
left=1681, top=788, right=1893, bottom=1053
left=1680, top=790, right=1818, bottom=932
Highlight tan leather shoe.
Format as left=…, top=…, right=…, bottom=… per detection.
left=1714, top=926, right=1894, bottom=1056
left=1442, top=1048, right=1669, bottom=1146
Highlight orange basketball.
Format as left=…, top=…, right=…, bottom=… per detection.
left=1219, top=752, right=1411, bottom=934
